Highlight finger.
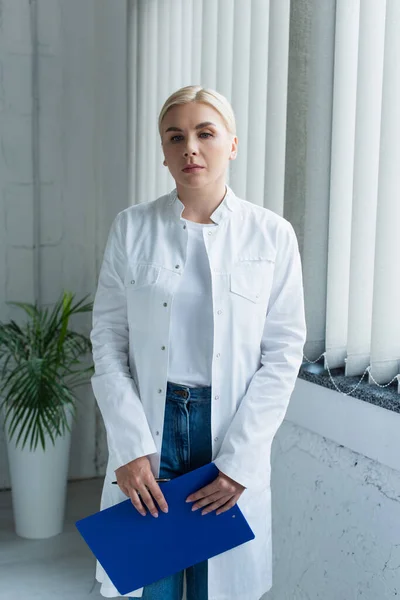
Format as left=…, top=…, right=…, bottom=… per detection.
left=186, top=479, right=221, bottom=503
left=200, top=495, right=233, bottom=515
left=118, top=483, right=130, bottom=497
left=215, top=494, right=242, bottom=516
left=129, top=489, right=147, bottom=517
left=191, top=491, right=226, bottom=511
left=138, top=485, right=159, bottom=518
left=148, top=481, right=169, bottom=513
left=200, top=494, right=234, bottom=515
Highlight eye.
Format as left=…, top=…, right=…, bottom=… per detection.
left=170, top=132, right=213, bottom=142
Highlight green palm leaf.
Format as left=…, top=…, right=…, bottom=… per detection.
left=0, top=290, right=93, bottom=451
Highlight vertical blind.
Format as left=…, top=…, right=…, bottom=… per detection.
left=325, top=0, right=400, bottom=391
left=127, top=0, right=400, bottom=392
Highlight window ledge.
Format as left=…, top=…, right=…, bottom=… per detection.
left=287, top=376, right=400, bottom=475
left=298, top=365, right=400, bottom=414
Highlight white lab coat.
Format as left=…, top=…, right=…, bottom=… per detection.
left=90, top=184, right=307, bottom=599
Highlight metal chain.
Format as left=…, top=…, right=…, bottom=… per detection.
left=302, top=352, right=400, bottom=396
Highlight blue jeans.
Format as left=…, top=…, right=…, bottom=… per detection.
left=131, top=380, right=212, bottom=600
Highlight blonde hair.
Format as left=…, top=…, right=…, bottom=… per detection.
left=158, top=85, right=236, bottom=139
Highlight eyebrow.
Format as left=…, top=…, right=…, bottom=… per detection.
left=164, top=121, right=217, bottom=133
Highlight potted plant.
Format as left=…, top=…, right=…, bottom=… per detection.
left=0, top=290, right=94, bottom=539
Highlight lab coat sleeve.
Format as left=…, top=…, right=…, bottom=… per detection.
left=90, top=212, right=158, bottom=474
left=213, top=220, right=307, bottom=490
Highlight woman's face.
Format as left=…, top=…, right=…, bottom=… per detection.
left=160, top=101, right=237, bottom=191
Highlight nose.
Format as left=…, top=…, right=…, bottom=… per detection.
left=183, top=136, right=199, bottom=157
left=184, top=148, right=197, bottom=157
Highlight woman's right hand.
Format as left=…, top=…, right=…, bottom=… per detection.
left=115, top=456, right=169, bottom=518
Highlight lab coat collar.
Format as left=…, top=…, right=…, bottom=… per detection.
left=167, top=183, right=238, bottom=224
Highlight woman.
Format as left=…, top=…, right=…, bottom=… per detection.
left=90, top=85, right=307, bottom=600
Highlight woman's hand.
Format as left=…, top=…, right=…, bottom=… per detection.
left=185, top=471, right=245, bottom=516
left=115, top=456, right=169, bottom=518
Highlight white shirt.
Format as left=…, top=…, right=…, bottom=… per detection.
left=168, top=217, right=217, bottom=386
left=90, top=184, right=307, bottom=599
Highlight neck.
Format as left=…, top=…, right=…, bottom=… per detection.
left=176, top=181, right=227, bottom=223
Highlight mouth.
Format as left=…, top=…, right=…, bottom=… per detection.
left=182, top=166, right=205, bottom=173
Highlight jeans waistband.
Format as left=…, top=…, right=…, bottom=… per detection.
left=166, top=380, right=211, bottom=403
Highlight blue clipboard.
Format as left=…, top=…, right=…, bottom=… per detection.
left=75, top=462, right=255, bottom=595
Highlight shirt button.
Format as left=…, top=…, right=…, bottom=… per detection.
left=214, top=395, right=219, bottom=400
left=175, top=264, right=180, bottom=269
left=163, top=302, right=168, bottom=307
left=183, top=224, right=187, bottom=229
left=158, top=389, right=163, bottom=393
left=216, top=353, right=220, bottom=358
left=131, top=280, right=135, bottom=284
left=217, top=310, right=222, bottom=315
left=208, top=231, right=213, bottom=235
left=156, top=431, right=160, bottom=436
left=161, top=346, right=166, bottom=350
left=255, top=294, right=259, bottom=298
left=214, top=437, right=218, bottom=442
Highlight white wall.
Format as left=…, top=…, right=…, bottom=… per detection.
left=0, top=0, right=128, bottom=488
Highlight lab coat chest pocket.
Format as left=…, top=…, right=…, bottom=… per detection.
left=125, top=263, right=161, bottom=330
left=229, top=258, right=275, bottom=342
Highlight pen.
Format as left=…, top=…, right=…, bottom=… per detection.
left=111, top=478, right=170, bottom=484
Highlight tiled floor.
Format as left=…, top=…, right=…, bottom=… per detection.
left=0, top=478, right=106, bottom=600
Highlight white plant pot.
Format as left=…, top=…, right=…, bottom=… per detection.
left=4, top=406, right=75, bottom=539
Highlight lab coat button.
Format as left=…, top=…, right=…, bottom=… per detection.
left=158, top=389, right=163, bottom=393
left=208, top=231, right=213, bottom=235
left=161, top=346, right=166, bottom=350
left=216, top=353, right=220, bottom=358
left=217, top=310, right=222, bottom=315
left=214, top=437, right=218, bottom=442
left=131, top=280, right=135, bottom=284
left=175, top=264, right=180, bottom=269
left=163, top=302, right=167, bottom=307
left=215, top=395, right=219, bottom=400
left=156, top=431, right=159, bottom=435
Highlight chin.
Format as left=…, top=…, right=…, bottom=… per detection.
left=177, top=177, right=207, bottom=188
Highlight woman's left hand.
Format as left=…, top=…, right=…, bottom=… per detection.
left=185, top=471, right=245, bottom=516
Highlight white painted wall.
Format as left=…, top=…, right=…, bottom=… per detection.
left=0, top=0, right=128, bottom=488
